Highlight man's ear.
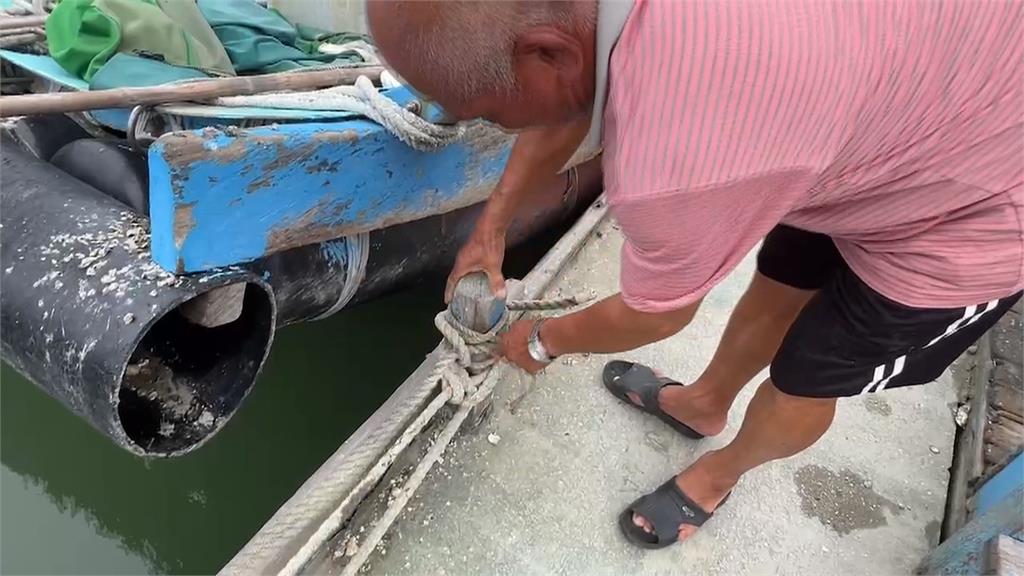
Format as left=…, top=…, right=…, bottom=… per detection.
left=512, top=27, right=585, bottom=82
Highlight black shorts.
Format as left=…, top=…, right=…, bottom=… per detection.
left=760, top=225, right=1022, bottom=398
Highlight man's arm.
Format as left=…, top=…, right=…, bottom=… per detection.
left=499, top=294, right=701, bottom=373
left=479, top=118, right=592, bottom=235
left=445, top=117, right=591, bottom=301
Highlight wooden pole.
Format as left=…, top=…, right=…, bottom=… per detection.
left=0, top=15, right=46, bottom=30
left=0, top=65, right=384, bottom=117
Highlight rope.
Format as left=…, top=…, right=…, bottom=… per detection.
left=214, top=76, right=464, bottom=151
left=280, top=291, right=591, bottom=576
left=335, top=294, right=591, bottom=576
left=430, top=295, right=592, bottom=405
left=124, top=54, right=456, bottom=152
left=313, top=233, right=370, bottom=320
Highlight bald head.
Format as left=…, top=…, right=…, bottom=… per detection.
left=368, top=0, right=597, bottom=129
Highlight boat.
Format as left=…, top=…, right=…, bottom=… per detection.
left=0, top=0, right=603, bottom=457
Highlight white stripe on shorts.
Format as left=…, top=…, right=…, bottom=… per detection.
left=925, top=299, right=1000, bottom=348
left=860, top=355, right=907, bottom=394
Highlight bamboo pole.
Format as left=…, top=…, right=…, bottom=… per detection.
left=0, top=15, right=46, bottom=30
left=0, top=65, right=385, bottom=117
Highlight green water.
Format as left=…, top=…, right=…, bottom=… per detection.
left=0, top=284, right=445, bottom=575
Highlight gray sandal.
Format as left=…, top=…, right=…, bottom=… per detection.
left=602, top=360, right=704, bottom=439
left=619, top=478, right=731, bottom=549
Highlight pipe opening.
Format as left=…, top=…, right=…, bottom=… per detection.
left=117, top=283, right=274, bottom=455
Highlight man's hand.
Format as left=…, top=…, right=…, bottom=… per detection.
left=498, top=319, right=549, bottom=374
left=443, top=119, right=591, bottom=303
left=445, top=216, right=507, bottom=303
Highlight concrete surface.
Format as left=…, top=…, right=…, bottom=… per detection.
left=360, top=221, right=957, bottom=575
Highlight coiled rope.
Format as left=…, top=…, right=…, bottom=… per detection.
left=281, top=291, right=591, bottom=576
left=215, top=75, right=464, bottom=151
left=431, top=296, right=589, bottom=405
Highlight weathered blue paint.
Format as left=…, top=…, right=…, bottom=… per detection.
left=149, top=120, right=511, bottom=272
left=319, top=239, right=350, bottom=268
left=915, top=485, right=1023, bottom=574
left=976, top=452, right=1024, bottom=517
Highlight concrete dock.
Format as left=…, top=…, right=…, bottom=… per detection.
left=341, top=220, right=957, bottom=575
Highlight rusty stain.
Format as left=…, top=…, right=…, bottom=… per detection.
left=304, top=159, right=341, bottom=174
left=162, top=132, right=243, bottom=167
left=264, top=199, right=351, bottom=253
left=173, top=202, right=196, bottom=250
left=246, top=141, right=322, bottom=194
left=262, top=178, right=498, bottom=257
left=170, top=169, right=187, bottom=199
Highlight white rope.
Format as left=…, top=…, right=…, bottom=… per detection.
left=213, top=76, right=464, bottom=151
left=313, top=233, right=370, bottom=320
left=278, top=291, right=591, bottom=576
left=331, top=294, right=590, bottom=576
left=430, top=295, right=591, bottom=405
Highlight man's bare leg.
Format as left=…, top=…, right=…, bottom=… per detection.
left=626, top=272, right=815, bottom=436
left=634, top=380, right=837, bottom=539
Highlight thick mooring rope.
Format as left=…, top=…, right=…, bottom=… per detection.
left=215, top=76, right=465, bottom=151
left=430, top=295, right=589, bottom=405
left=281, top=292, right=590, bottom=576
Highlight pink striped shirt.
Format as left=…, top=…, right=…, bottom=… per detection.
left=604, top=0, right=1024, bottom=312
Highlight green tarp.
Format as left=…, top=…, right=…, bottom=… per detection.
left=46, top=0, right=372, bottom=89
left=89, top=52, right=208, bottom=91
left=46, top=0, right=234, bottom=81
left=197, top=0, right=367, bottom=73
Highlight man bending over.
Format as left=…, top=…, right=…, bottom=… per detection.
left=368, top=0, right=1023, bottom=549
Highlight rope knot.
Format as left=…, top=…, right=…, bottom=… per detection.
left=431, top=290, right=595, bottom=406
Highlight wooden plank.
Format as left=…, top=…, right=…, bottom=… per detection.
left=917, top=485, right=1024, bottom=575
left=944, top=335, right=994, bottom=539
left=986, top=535, right=1024, bottom=575
left=0, top=65, right=383, bottom=117
left=986, top=422, right=1024, bottom=472
left=148, top=122, right=513, bottom=273
left=989, top=381, right=1023, bottom=417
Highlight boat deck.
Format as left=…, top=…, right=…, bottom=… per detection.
left=317, top=219, right=957, bottom=575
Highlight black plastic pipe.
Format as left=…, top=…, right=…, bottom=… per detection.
left=1, top=135, right=276, bottom=456
left=263, top=156, right=603, bottom=322
left=2, top=117, right=602, bottom=457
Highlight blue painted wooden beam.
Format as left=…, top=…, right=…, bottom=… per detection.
left=977, top=453, right=1024, bottom=517
left=915, top=485, right=1023, bottom=575
left=148, top=121, right=512, bottom=273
